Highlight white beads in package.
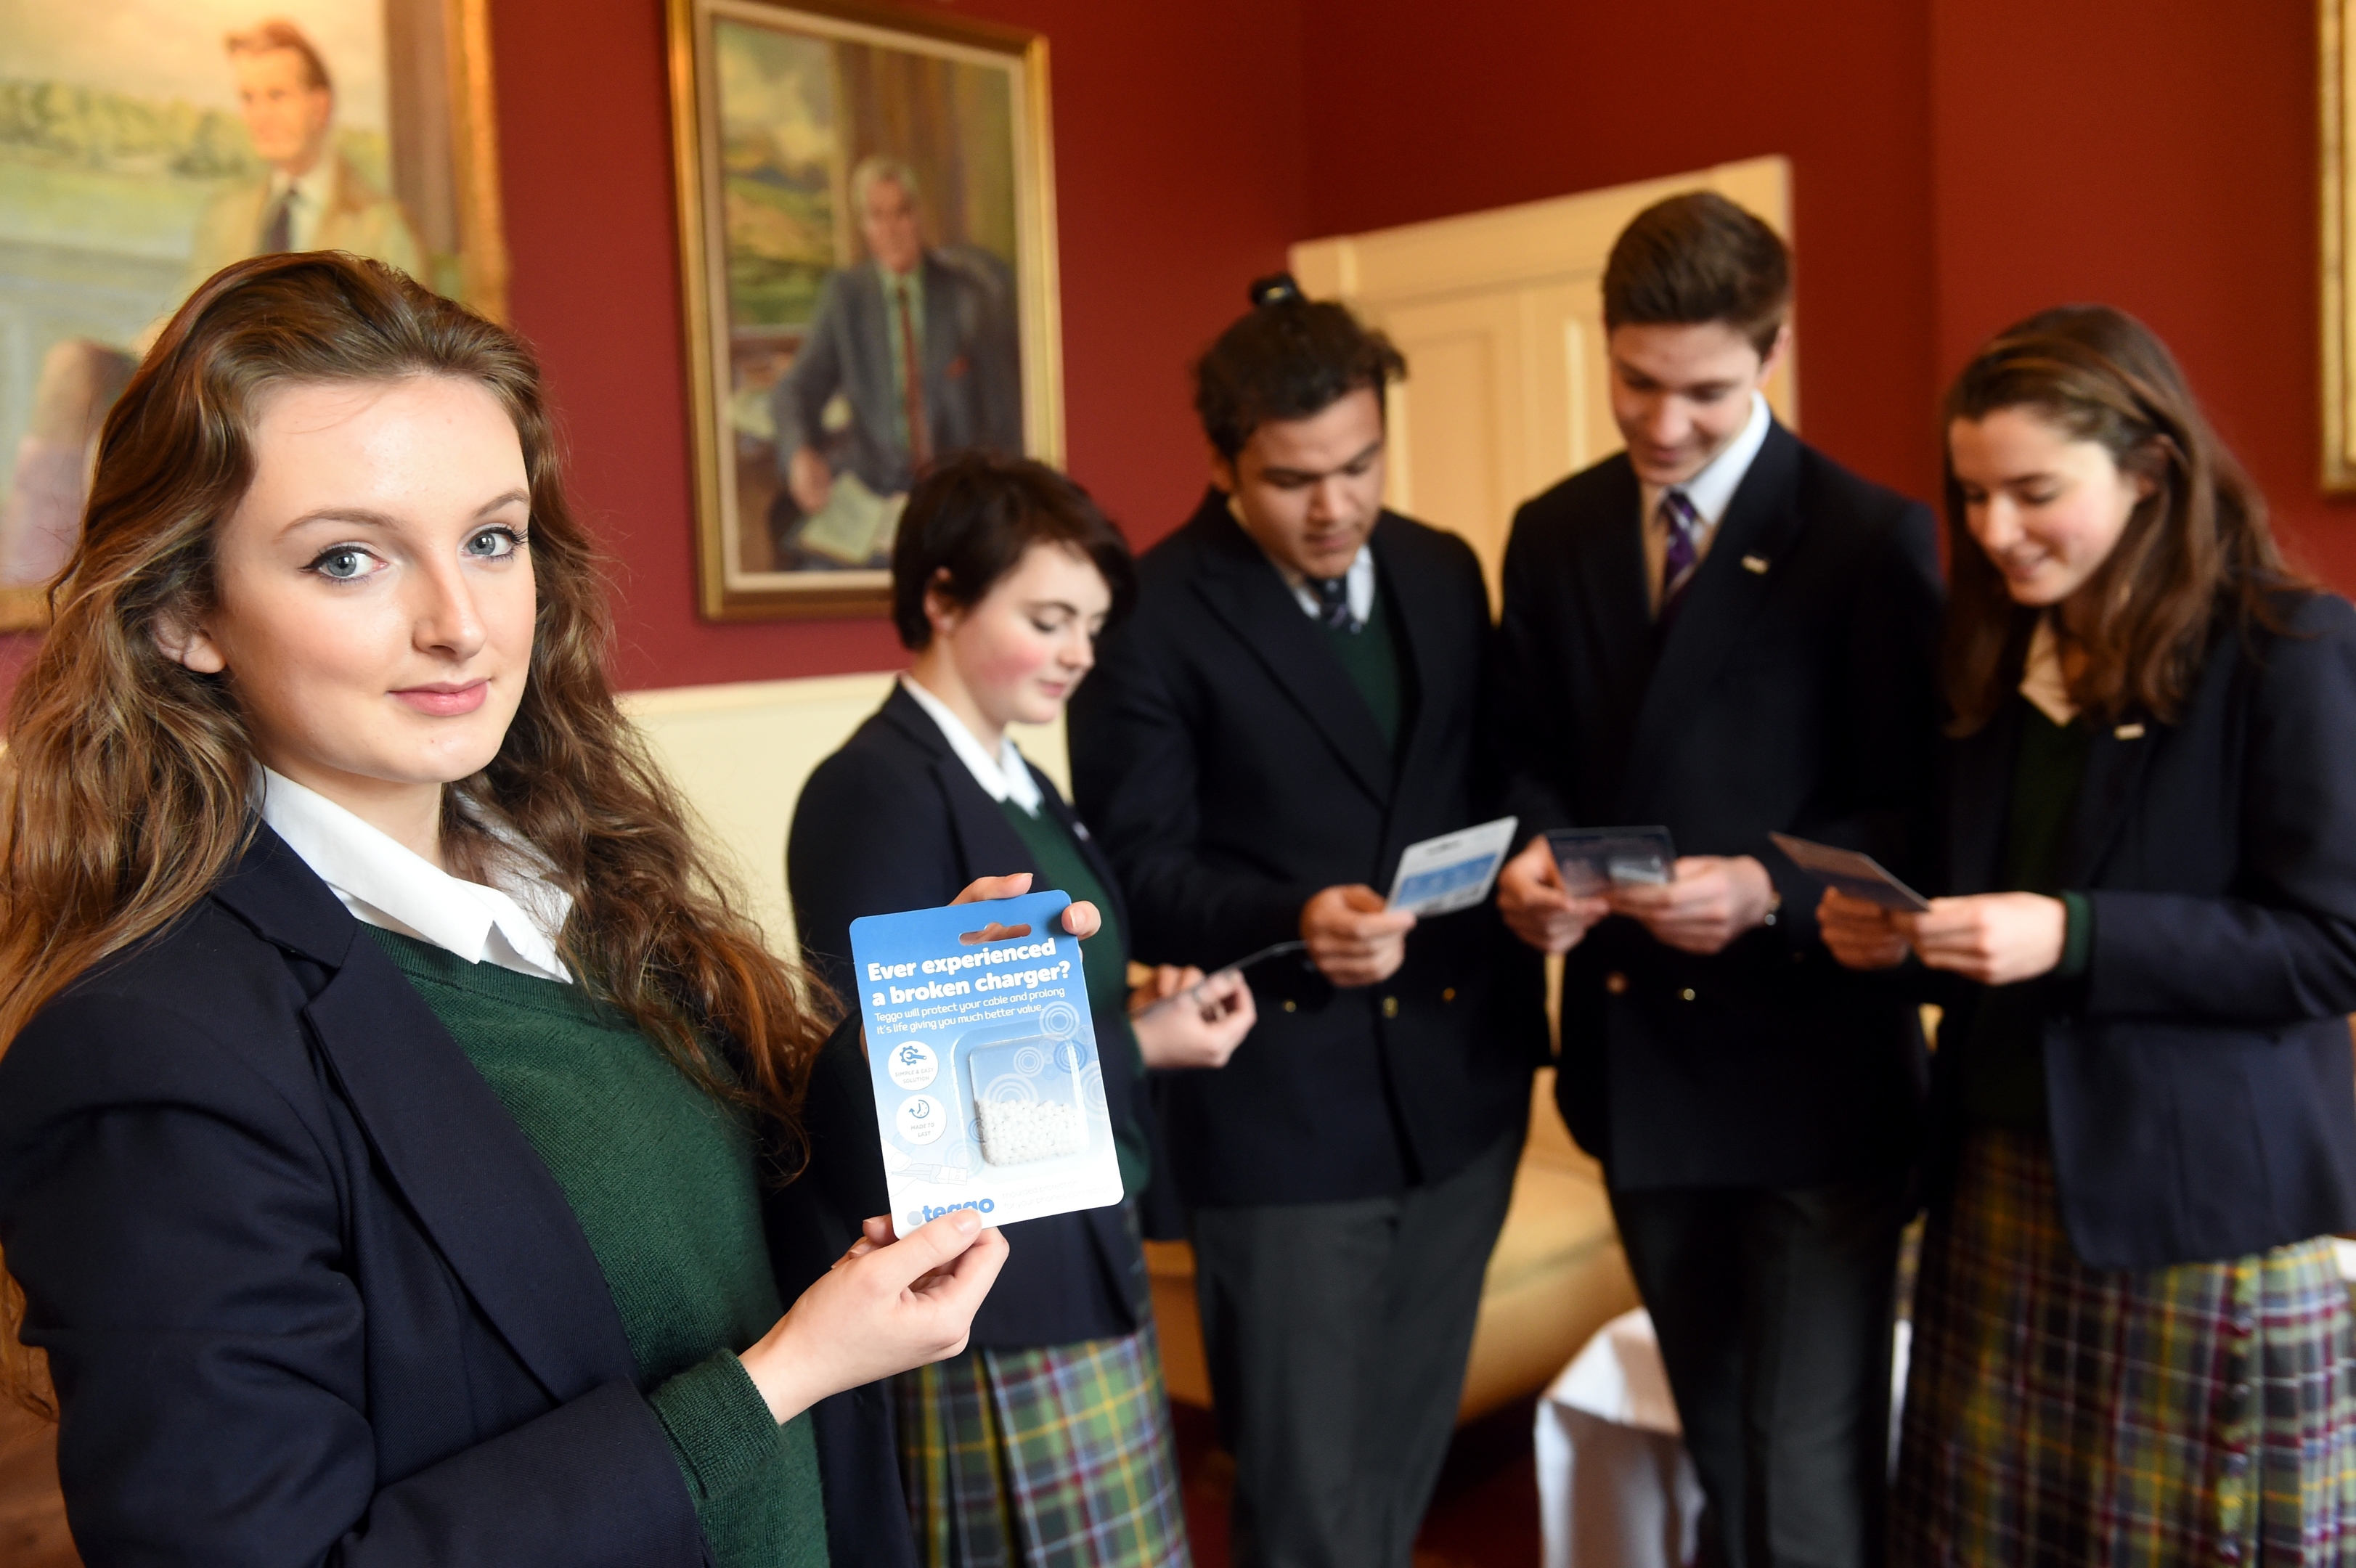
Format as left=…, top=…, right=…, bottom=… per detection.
left=850, top=890, right=1125, bottom=1235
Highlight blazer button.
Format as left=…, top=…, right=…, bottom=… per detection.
left=1605, top=972, right=1629, bottom=995
left=1680, top=987, right=1697, bottom=1002
left=1282, top=999, right=1297, bottom=1013
left=1382, top=996, right=1399, bottom=1018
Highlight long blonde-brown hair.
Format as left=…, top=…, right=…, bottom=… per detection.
left=1941, top=305, right=2304, bottom=733
left=0, top=253, right=831, bottom=1405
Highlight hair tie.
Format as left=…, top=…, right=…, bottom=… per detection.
left=1248, top=274, right=1301, bottom=308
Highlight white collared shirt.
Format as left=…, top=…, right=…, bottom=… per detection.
left=898, top=674, right=1044, bottom=816
left=1226, top=495, right=1376, bottom=626
left=1276, top=543, right=1375, bottom=629
left=1639, top=390, right=1773, bottom=613
left=266, top=155, right=341, bottom=252
left=2020, top=614, right=2079, bottom=726
left=258, top=768, right=574, bottom=983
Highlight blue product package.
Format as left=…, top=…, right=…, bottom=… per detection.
left=849, top=889, right=1125, bottom=1237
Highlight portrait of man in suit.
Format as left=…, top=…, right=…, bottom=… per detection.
left=174, top=20, right=425, bottom=306
left=765, top=154, right=1022, bottom=568
left=0, top=5, right=462, bottom=604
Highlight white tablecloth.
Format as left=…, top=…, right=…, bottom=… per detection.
left=1534, top=1308, right=1704, bottom=1568
left=1536, top=1307, right=1915, bottom=1568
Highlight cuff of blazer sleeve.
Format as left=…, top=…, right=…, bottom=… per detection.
left=1234, top=883, right=1323, bottom=965
left=649, top=1350, right=780, bottom=1505
left=2056, top=891, right=2093, bottom=979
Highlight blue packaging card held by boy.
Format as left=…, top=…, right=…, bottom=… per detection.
left=849, top=889, right=1125, bottom=1238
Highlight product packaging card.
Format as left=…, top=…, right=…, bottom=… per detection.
left=849, top=889, right=1124, bottom=1238
left=1547, top=827, right=1677, bottom=897
left=1767, top=832, right=1932, bottom=912
left=1386, top=816, right=1519, bottom=916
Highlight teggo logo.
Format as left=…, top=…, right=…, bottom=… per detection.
left=908, top=1198, right=998, bottom=1227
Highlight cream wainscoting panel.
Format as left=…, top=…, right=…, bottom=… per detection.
left=620, top=672, right=1069, bottom=957
left=1292, top=155, right=1795, bottom=605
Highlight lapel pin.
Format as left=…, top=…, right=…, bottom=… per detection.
left=1740, top=555, right=1770, bottom=574
left=2114, top=722, right=2145, bottom=740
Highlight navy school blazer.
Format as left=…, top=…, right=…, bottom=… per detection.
left=0, top=828, right=911, bottom=1567
left=1925, top=592, right=2356, bottom=1269
left=1067, top=494, right=1546, bottom=1209
left=1495, top=423, right=1945, bottom=1191
left=788, top=682, right=1157, bottom=1345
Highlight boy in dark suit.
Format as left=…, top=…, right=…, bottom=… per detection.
left=1070, top=279, right=1545, bottom=1568
left=1493, top=193, right=1943, bottom=1568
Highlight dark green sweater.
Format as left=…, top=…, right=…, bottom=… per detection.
left=369, top=928, right=828, bottom=1568
left=1321, top=580, right=1407, bottom=754
left=998, top=799, right=1151, bottom=1199
left=1954, top=698, right=2095, bottom=1130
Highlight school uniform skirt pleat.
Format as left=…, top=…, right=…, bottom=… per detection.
left=893, top=1319, right=1191, bottom=1568
left=1894, top=1127, right=2356, bottom=1566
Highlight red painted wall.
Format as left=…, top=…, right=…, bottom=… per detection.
left=488, top=0, right=1304, bottom=690
left=1928, top=0, right=2356, bottom=585
left=1291, top=0, right=2356, bottom=589
left=9, top=0, right=2347, bottom=703
left=1295, top=0, right=1943, bottom=506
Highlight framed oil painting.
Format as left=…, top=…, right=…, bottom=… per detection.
left=0, top=0, right=508, bottom=629
left=667, top=0, right=1061, bottom=620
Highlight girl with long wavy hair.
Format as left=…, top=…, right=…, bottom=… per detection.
left=1820, top=306, right=2356, bottom=1561
left=0, top=252, right=1042, bottom=1566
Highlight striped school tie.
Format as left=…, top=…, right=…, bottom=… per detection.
left=1660, top=489, right=1702, bottom=621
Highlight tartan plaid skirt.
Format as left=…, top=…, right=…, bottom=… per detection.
left=894, top=1318, right=1191, bottom=1568
left=1894, top=1127, right=2356, bottom=1566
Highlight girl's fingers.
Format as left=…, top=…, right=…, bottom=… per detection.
left=952, top=873, right=1034, bottom=905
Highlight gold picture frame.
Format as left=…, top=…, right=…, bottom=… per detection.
left=0, top=0, right=510, bottom=632
left=2326, top=0, right=2356, bottom=489
left=667, top=0, right=1062, bottom=621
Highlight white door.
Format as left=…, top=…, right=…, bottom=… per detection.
left=1289, top=156, right=1797, bottom=605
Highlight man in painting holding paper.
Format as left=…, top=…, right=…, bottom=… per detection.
left=1491, top=194, right=1943, bottom=1568
left=768, top=155, right=1022, bottom=568
left=1071, top=278, right=1545, bottom=1568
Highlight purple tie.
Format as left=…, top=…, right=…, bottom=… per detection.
left=1660, top=489, right=1701, bottom=618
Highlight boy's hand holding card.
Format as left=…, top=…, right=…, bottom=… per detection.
left=1385, top=816, right=1518, bottom=916
left=1546, top=826, right=1677, bottom=896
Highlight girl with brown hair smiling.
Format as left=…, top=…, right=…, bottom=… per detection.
left=1821, top=306, right=2356, bottom=1561
left=0, top=252, right=1048, bottom=1566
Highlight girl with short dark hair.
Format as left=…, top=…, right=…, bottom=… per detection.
left=791, top=449, right=1253, bottom=1568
